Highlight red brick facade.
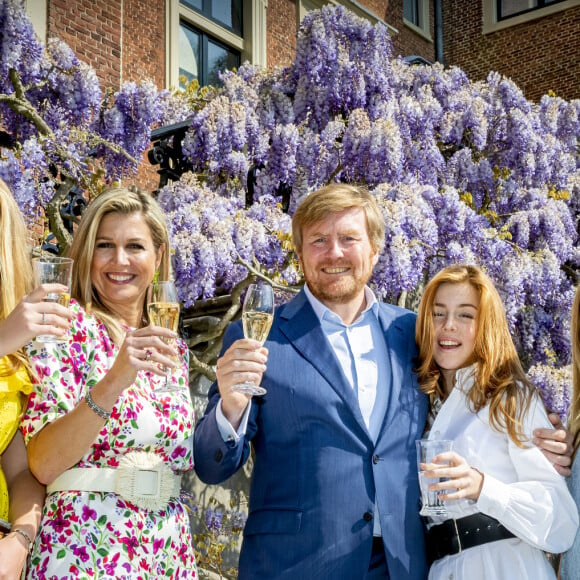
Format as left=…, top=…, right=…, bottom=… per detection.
left=266, top=0, right=298, bottom=69
left=39, top=0, right=578, bottom=191
left=441, top=1, right=580, bottom=102
left=47, top=0, right=165, bottom=91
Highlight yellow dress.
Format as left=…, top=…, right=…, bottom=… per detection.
left=0, top=356, right=32, bottom=522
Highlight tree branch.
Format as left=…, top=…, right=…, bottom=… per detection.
left=1, top=70, right=55, bottom=137
left=235, top=255, right=300, bottom=293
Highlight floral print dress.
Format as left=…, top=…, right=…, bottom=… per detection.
left=21, top=300, right=197, bottom=579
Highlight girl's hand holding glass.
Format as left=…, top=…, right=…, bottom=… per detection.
left=0, top=283, right=73, bottom=356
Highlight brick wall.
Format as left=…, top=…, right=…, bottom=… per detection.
left=266, top=0, right=298, bottom=69
left=47, top=0, right=123, bottom=89
left=47, top=0, right=165, bottom=90
left=387, top=0, right=436, bottom=61
left=442, top=1, right=580, bottom=101
left=122, top=0, right=165, bottom=89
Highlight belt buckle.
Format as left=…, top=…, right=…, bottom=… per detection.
left=115, top=451, right=179, bottom=511
left=452, top=518, right=463, bottom=553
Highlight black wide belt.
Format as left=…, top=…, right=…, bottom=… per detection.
left=426, top=512, right=516, bottom=564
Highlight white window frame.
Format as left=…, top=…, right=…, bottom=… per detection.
left=166, top=0, right=267, bottom=89
left=298, top=0, right=397, bottom=33
left=483, top=0, right=580, bottom=34
left=25, top=0, right=47, bottom=42
left=403, top=0, right=431, bottom=40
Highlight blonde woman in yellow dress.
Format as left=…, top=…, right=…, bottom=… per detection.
left=0, top=178, right=71, bottom=578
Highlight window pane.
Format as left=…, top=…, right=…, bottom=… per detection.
left=403, top=0, right=420, bottom=26
left=499, top=0, right=537, bottom=18
left=211, top=0, right=242, bottom=34
left=207, top=39, right=240, bottom=87
left=179, top=23, right=200, bottom=86
left=180, top=0, right=202, bottom=11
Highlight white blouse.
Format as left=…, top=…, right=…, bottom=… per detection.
left=426, top=366, right=578, bottom=580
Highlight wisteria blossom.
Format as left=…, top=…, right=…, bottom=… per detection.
left=161, top=4, right=579, bottom=412
left=0, top=0, right=165, bottom=225
left=1, top=1, right=578, bottom=413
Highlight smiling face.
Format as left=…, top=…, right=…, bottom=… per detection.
left=90, top=211, right=163, bottom=327
left=432, top=281, right=480, bottom=390
left=298, top=207, right=379, bottom=320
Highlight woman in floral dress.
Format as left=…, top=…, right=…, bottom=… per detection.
left=21, top=186, right=197, bottom=579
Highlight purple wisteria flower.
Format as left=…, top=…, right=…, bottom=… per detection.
left=2, top=1, right=579, bottom=416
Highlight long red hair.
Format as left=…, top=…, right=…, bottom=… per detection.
left=415, top=265, right=535, bottom=446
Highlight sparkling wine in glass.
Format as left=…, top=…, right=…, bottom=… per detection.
left=147, top=281, right=182, bottom=392
left=231, top=283, right=274, bottom=397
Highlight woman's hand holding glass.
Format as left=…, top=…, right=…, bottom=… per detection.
left=104, top=325, right=180, bottom=400
left=146, top=281, right=184, bottom=392
left=419, top=449, right=484, bottom=506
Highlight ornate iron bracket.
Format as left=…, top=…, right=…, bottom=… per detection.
left=148, top=119, right=194, bottom=194
left=148, top=121, right=292, bottom=213
left=41, top=184, right=88, bottom=254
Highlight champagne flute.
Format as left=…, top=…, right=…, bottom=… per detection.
left=147, top=281, right=182, bottom=392
left=231, top=283, right=274, bottom=397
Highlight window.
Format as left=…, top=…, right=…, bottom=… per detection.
left=181, top=0, right=243, bottom=35
left=167, top=0, right=267, bottom=89
left=404, top=0, right=421, bottom=27
left=483, top=0, right=580, bottom=33
left=498, top=0, right=567, bottom=19
left=179, top=20, right=241, bottom=87
left=403, top=0, right=431, bottom=39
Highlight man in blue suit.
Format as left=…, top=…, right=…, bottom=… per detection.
left=193, top=184, right=572, bottom=579
left=194, top=184, right=428, bottom=578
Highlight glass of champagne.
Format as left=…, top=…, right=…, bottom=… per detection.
left=147, top=281, right=182, bottom=392
left=32, top=256, right=73, bottom=343
left=231, top=283, right=274, bottom=397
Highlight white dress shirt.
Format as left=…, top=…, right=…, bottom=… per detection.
left=216, top=285, right=391, bottom=536
left=426, top=365, right=578, bottom=580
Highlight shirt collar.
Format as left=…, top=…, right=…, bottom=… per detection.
left=304, top=284, right=379, bottom=325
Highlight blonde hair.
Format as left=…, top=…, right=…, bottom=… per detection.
left=569, top=285, right=580, bottom=453
left=291, top=184, right=385, bottom=255
left=415, top=264, right=535, bottom=446
left=68, top=185, right=170, bottom=344
left=0, top=178, right=34, bottom=371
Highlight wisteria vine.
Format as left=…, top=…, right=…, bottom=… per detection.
left=1, top=1, right=578, bottom=416
left=160, top=5, right=580, bottom=416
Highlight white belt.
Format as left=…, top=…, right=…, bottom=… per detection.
left=47, top=451, right=181, bottom=511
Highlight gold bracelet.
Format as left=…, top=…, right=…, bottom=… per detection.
left=10, top=528, right=33, bottom=553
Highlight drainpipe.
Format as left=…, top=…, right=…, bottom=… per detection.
left=434, top=0, right=444, bottom=64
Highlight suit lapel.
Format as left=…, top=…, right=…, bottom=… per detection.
left=278, top=291, right=370, bottom=439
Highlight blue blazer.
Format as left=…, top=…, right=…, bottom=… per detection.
left=194, top=290, right=429, bottom=579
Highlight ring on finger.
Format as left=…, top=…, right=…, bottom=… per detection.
left=42, top=312, right=46, bottom=325
left=144, top=349, right=152, bottom=361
